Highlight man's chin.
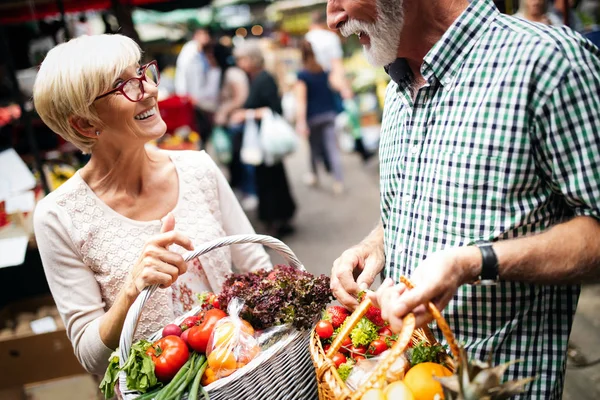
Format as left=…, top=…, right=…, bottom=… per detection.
left=363, top=47, right=396, bottom=68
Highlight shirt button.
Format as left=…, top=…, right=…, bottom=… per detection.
left=404, top=195, right=412, bottom=205
left=411, top=146, right=419, bottom=154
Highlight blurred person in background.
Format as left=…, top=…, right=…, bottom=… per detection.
left=295, top=40, right=345, bottom=195
left=213, top=44, right=258, bottom=211
left=551, top=0, right=586, bottom=31
left=328, top=0, right=600, bottom=398
left=305, top=10, right=375, bottom=163
left=515, top=0, right=563, bottom=25
left=175, top=26, right=221, bottom=148
left=231, top=40, right=297, bottom=238
left=32, top=34, right=270, bottom=375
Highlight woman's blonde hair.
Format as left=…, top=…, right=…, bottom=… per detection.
left=33, top=34, right=141, bottom=154
left=233, top=39, right=265, bottom=69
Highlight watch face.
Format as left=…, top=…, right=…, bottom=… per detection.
left=478, top=279, right=498, bottom=286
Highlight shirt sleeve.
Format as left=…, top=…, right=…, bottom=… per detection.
left=33, top=198, right=114, bottom=375
left=202, top=153, right=272, bottom=272
left=533, top=45, right=600, bottom=220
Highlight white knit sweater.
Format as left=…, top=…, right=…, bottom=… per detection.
left=33, top=150, right=271, bottom=375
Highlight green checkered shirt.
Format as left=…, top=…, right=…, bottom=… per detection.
left=379, top=0, right=600, bottom=398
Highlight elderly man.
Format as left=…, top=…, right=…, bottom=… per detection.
left=328, top=0, right=600, bottom=398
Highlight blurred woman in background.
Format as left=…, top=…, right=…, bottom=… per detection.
left=295, top=40, right=344, bottom=195
left=515, top=0, right=563, bottom=25
left=230, top=40, right=297, bottom=237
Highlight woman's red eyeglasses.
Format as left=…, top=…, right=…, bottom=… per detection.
left=95, top=61, right=160, bottom=102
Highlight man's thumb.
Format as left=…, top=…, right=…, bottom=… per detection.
left=160, top=212, right=176, bottom=233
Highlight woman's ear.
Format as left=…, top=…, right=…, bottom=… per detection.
left=69, top=116, right=99, bottom=139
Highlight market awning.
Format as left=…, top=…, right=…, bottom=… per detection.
left=0, top=0, right=209, bottom=24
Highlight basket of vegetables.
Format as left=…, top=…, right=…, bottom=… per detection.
left=106, top=234, right=332, bottom=400
left=310, top=276, right=535, bottom=400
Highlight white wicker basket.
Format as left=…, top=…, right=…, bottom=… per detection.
left=117, top=234, right=318, bottom=400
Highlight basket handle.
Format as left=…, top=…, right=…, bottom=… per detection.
left=117, top=234, right=304, bottom=396
left=325, top=276, right=460, bottom=400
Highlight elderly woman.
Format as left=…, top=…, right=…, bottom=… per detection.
left=230, top=40, right=296, bottom=237
left=32, top=34, right=271, bottom=376
left=515, top=0, right=563, bottom=25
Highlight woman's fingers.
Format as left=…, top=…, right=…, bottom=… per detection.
left=137, top=258, right=180, bottom=289
left=158, top=250, right=188, bottom=276
left=152, top=231, right=194, bottom=252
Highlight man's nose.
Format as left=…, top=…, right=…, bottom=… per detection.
left=327, top=0, right=347, bottom=30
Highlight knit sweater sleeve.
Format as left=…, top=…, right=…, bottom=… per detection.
left=33, top=196, right=113, bottom=375
left=202, top=153, right=272, bottom=272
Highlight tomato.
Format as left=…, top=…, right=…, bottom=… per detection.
left=315, top=320, right=334, bottom=339
left=332, top=352, right=347, bottom=368
left=349, top=345, right=367, bottom=357
left=368, top=339, right=388, bottom=356
left=146, top=335, right=190, bottom=382
left=340, top=337, right=352, bottom=354
left=378, top=327, right=393, bottom=337
left=323, top=344, right=331, bottom=353
left=180, top=316, right=200, bottom=330
left=208, top=293, right=220, bottom=309
left=354, top=355, right=366, bottom=362
left=187, top=309, right=227, bottom=353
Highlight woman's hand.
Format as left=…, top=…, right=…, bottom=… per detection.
left=125, top=213, right=194, bottom=299
left=230, top=109, right=247, bottom=125
left=295, top=120, right=309, bottom=137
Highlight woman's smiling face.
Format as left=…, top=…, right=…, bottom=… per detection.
left=93, top=63, right=167, bottom=146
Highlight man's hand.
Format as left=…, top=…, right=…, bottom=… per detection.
left=368, top=246, right=481, bottom=332
left=331, top=239, right=385, bottom=309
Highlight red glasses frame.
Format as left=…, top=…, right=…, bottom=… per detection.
left=95, top=60, right=160, bottom=102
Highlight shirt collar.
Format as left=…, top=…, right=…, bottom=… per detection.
left=422, top=0, right=499, bottom=86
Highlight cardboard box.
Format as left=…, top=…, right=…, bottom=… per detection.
left=0, top=295, right=86, bottom=389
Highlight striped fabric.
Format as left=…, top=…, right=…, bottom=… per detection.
left=379, top=0, right=600, bottom=398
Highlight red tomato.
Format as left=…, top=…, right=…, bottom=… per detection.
left=323, top=344, right=331, bottom=353
left=354, top=355, right=366, bottom=362
left=378, top=327, right=393, bottom=337
left=315, top=320, right=334, bottom=339
left=187, top=309, right=227, bottom=353
left=368, top=339, right=388, bottom=356
left=332, top=352, right=347, bottom=368
left=180, top=316, right=200, bottom=330
left=349, top=345, right=367, bottom=357
left=146, top=335, right=189, bottom=382
left=340, top=337, right=352, bottom=355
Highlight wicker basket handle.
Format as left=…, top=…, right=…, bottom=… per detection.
left=117, top=234, right=304, bottom=396
left=325, top=276, right=460, bottom=400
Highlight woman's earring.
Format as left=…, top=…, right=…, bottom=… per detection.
left=95, top=130, right=100, bottom=136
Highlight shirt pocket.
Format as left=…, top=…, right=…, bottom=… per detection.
left=426, top=151, right=505, bottom=243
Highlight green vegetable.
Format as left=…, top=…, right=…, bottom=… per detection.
left=154, top=353, right=208, bottom=400
left=188, top=358, right=209, bottom=400
left=99, top=351, right=120, bottom=399
left=122, top=340, right=160, bottom=394
left=349, top=317, right=379, bottom=347
left=337, top=361, right=355, bottom=382
left=409, top=341, right=446, bottom=367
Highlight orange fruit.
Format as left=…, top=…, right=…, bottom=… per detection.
left=238, top=343, right=261, bottom=364
left=384, top=381, right=415, bottom=400
left=403, top=362, right=452, bottom=400
left=208, top=347, right=237, bottom=371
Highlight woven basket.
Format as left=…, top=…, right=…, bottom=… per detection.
left=117, top=234, right=318, bottom=400
left=310, top=276, right=460, bottom=400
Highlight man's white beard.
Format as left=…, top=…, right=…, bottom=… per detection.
left=340, top=0, right=404, bottom=67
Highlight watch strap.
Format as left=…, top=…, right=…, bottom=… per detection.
left=475, top=242, right=499, bottom=285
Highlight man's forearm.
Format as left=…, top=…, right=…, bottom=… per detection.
left=461, top=216, right=600, bottom=285
left=361, top=221, right=385, bottom=252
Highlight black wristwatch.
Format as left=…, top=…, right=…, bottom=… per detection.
left=473, top=242, right=499, bottom=286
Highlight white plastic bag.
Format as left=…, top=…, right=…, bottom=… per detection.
left=240, top=110, right=263, bottom=166
left=260, top=109, right=298, bottom=166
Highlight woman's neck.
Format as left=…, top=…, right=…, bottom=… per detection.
left=81, top=146, right=162, bottom=198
